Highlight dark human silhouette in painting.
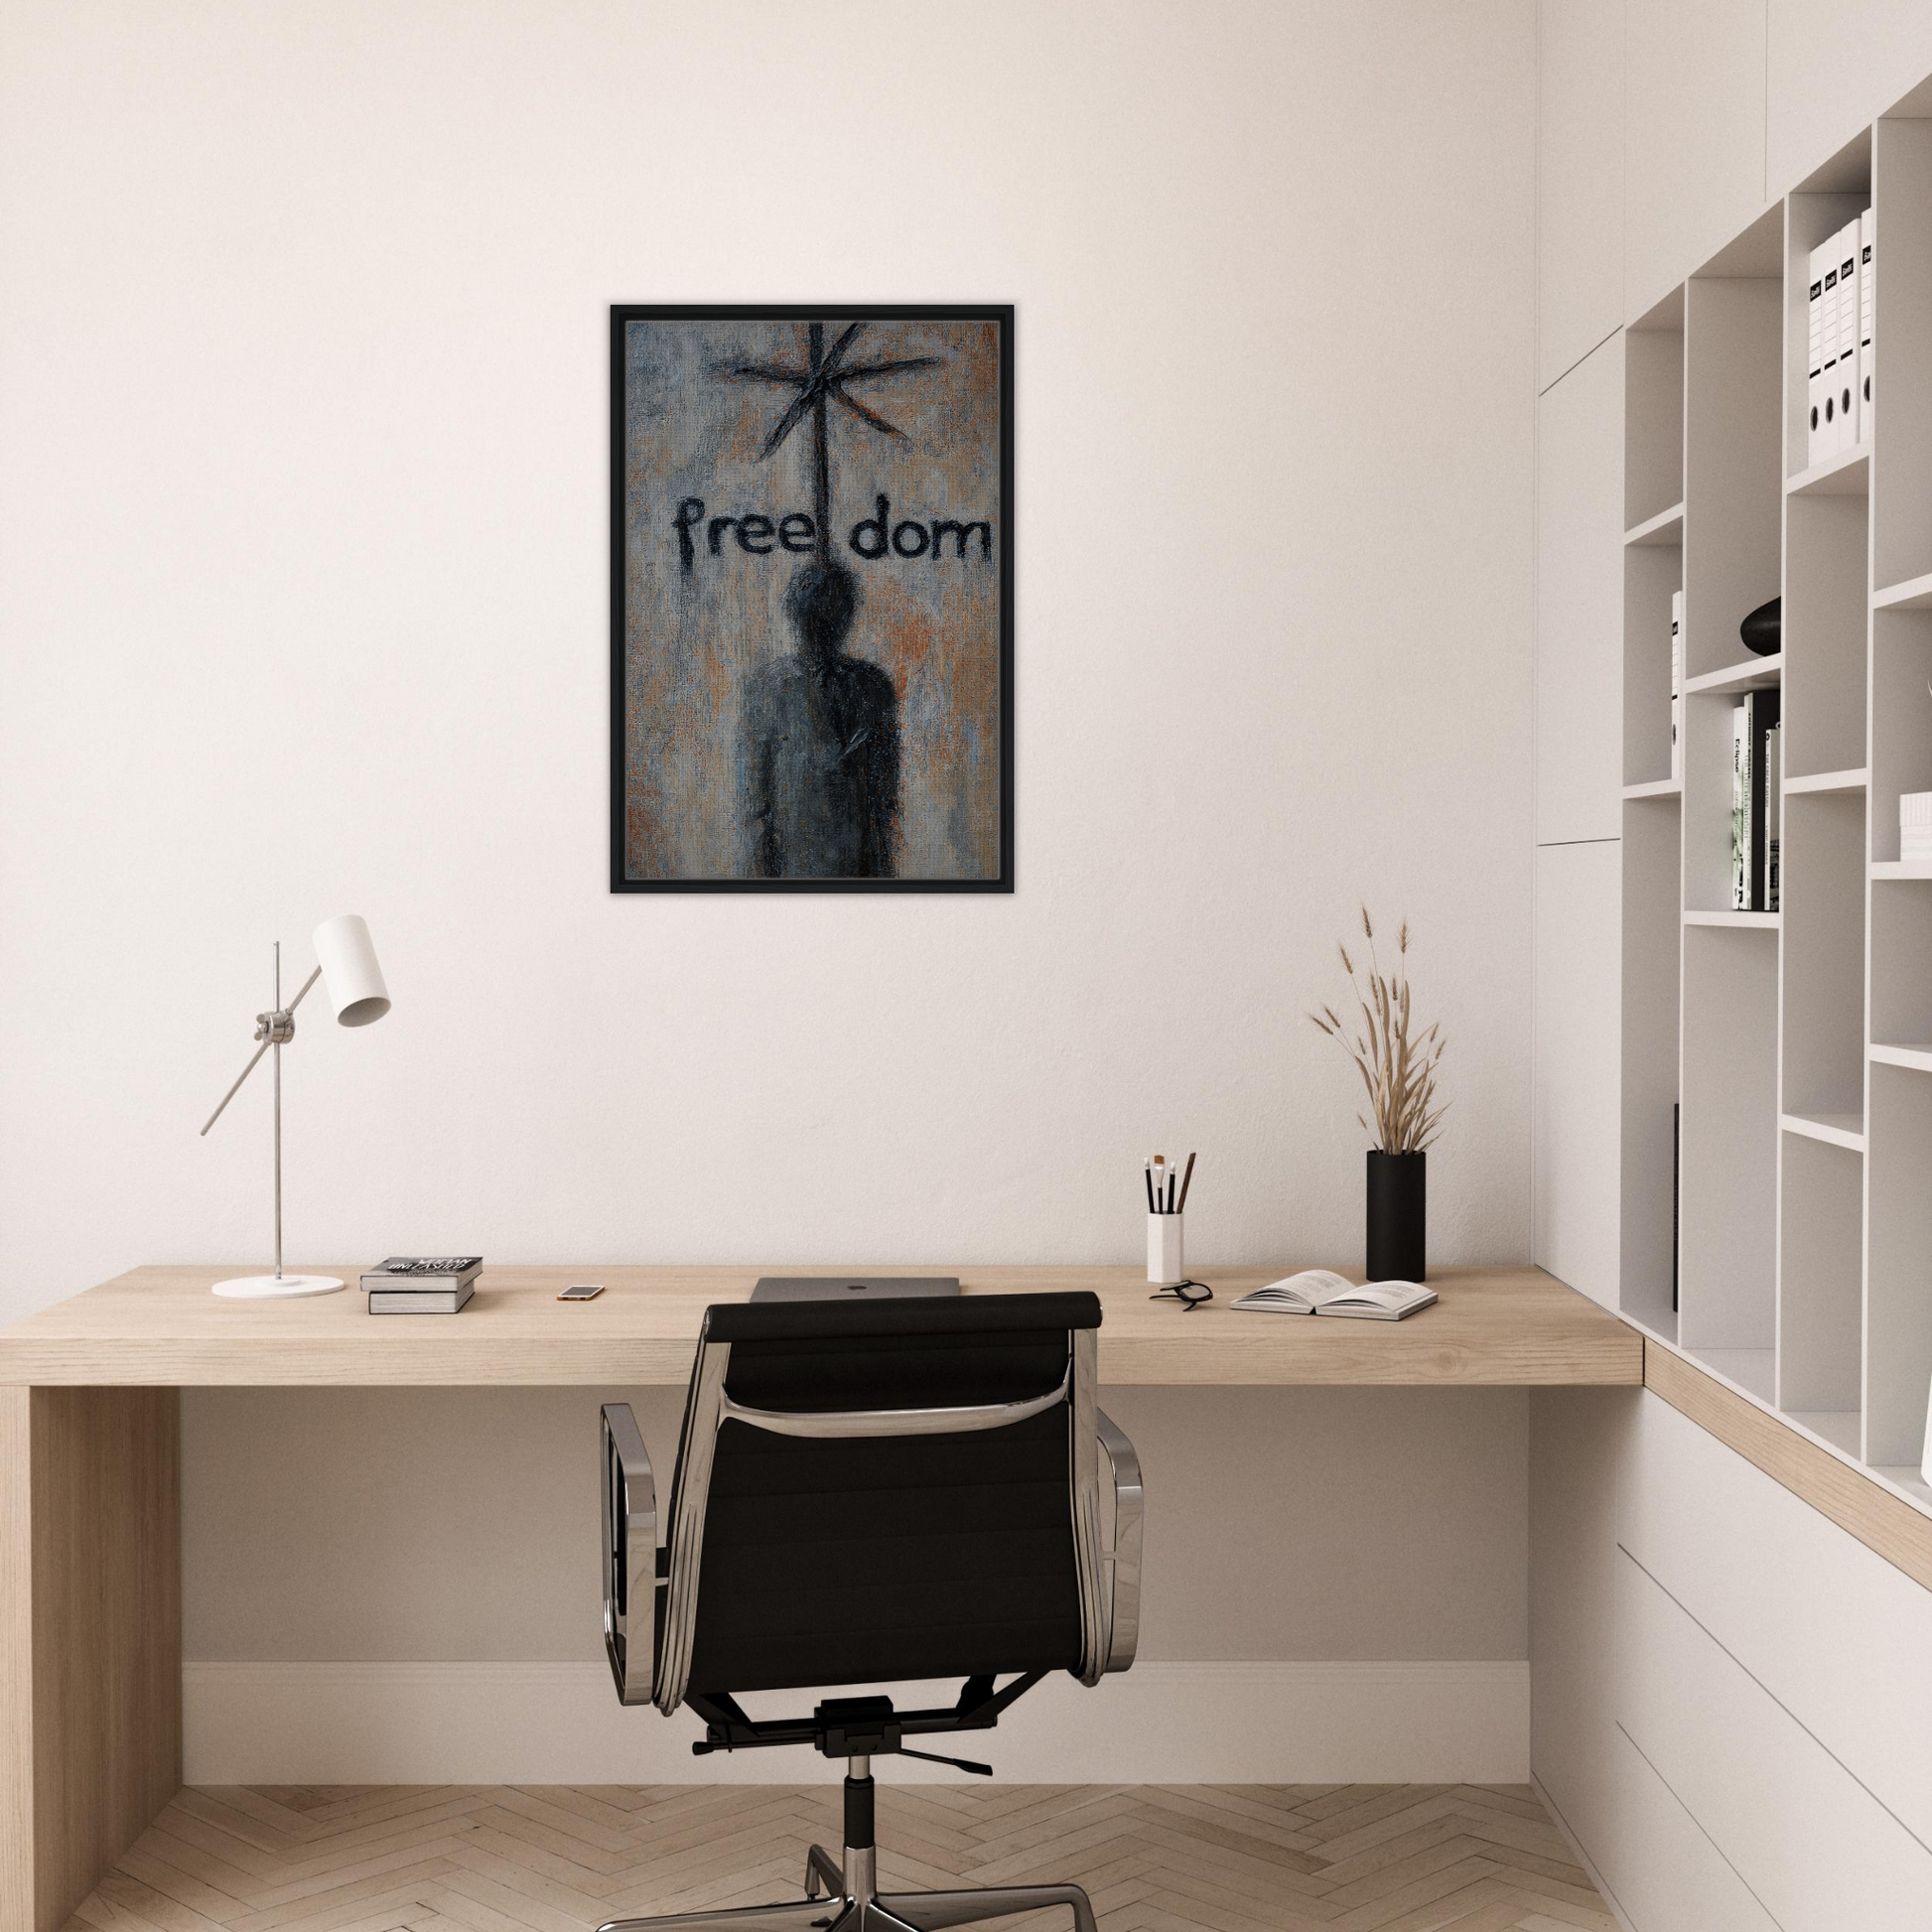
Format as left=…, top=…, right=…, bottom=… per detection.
left=743, top=560, right=900, bottom=879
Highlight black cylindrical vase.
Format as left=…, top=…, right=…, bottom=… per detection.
left=1366, top=1150, right=1426, bottom=1282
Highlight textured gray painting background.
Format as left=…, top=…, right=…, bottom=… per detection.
left=621, top=317, right=1002, bottom=882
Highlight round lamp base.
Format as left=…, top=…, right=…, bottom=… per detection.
left=211, top=1274, right=345, bottom=1300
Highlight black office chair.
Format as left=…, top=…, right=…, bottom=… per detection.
left=597, top=1291, right=1143, bottom=1932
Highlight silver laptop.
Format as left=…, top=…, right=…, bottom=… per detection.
left=751, top=1276, right=961, bottom=1303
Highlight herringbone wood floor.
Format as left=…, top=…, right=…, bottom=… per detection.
left=65, top=1783, right=1617, bottom=1932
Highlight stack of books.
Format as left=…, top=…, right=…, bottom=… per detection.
left=361, top=1256, right=483, bottom=1313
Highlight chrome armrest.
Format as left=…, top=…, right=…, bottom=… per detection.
left=601, top=1403, right=657, bottom=1707
left=1095, top=1407, right=1143, bottom=1673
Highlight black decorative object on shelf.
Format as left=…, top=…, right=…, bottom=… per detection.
left=1366, top=1151, right=1427, bottom=1283
left=1740, top=595, right=1781, bottom=656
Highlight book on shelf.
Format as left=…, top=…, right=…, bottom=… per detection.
left=1728, top=692, right=1781, bottom=910
left=368, top=1282, right=475, bottom=1315
left=1861, top=207, right=1874, bottom=443
left=1670, top=590, right=1683, bottom=781
left=1765, top=720, right=1781, bottom=911
left=1230, top=1270, right=1437, bottom=1320
left=360, top=1256, right=483, bottom=1292
left=1730, top=703, right=1749, bottom=907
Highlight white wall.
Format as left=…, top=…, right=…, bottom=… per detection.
left=0, top=0, right=1537, bottom=1310
left=0, top=0, right=1539, bottom=1765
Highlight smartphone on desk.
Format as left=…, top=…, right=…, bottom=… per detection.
left=558, top=1283, right=605, bottom=1301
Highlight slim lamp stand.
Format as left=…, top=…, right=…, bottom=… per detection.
left=200, top=917, right=391, bottom=1301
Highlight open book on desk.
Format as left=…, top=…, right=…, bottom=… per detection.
left=1230, top=1270, right=1437, bottom=1320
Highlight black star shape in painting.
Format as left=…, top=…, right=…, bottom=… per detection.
left=724, top=322, right=938, bottom=558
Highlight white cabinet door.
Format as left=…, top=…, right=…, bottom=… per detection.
left=1538, top=0, right=1624, bottom=390
left=1768, top=0, right=1932, bottom=194
left=1537, top=336, right=1624, bottom=845
left=1625, top=0, right=1769, bottom=318
left=1534, top=841, right=1621, bottom=1308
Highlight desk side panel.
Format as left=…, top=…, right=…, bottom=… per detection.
left=1, top=1390, right=31, bottom=1932
left=28, top=1388, right=182, bottom=1932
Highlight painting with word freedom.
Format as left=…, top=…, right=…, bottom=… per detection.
left=611, top=306, right=1014, bottom=892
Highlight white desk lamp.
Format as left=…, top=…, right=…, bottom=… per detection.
left=200, top=913, right=391, bottom=1299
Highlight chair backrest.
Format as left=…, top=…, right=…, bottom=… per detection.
left=652, top=1291, right=1107, bottom=1713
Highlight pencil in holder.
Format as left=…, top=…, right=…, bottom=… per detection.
left=1148, top=1211, right=1185, bottom=1286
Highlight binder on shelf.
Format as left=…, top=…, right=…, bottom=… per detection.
left=1836, top=219, right=1861, bottom=456
left=1807, top=239, right=1829, bottom=467
left=1860, top=206, right=1874, bottom=445
left=1670, top=590, right=1683, bottom=781
left=1816, top=239, right=1831, bottom=454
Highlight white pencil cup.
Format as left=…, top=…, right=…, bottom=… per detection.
left=1148, top=1213, right=1184, bottom=1286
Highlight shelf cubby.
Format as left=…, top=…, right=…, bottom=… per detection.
left=1869, top=607, right=1932, bottom=861
left=1683, top=677, right=1780, bottom=914
left=1869, top=873, right=1932, bottom=1050
left=1784, top=494, right=1868, bottom=777
left=1625, top=288, right=1684, bottom=533
left=1619, top=792, right=1682, bottom=1341
left=1781, top=791, right=1865, bottom=1119
left=1866, top=1062, right=1932, bottom=1466
left=1622, top=538, right=1681, bottom=788
left=1777, top=1132, right=1863, bottom=1426
left=1683, top=248, right=1782, bottom=684
left=1872, top=114, right=1932, bottom=594
left=1678, top=925, right=1778, bottom=1362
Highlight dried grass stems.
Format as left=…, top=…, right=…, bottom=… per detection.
left=1310, top=907, right=1449, bottom=1154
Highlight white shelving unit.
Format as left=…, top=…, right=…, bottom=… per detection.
left=1619, top=108, right=1932, bottom=1516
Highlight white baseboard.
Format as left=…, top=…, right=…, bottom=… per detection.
left=183, top=1660, right=1528, bottom=1786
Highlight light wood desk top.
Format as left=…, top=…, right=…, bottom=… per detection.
left=0, top=1262, right=1640, bottom=1387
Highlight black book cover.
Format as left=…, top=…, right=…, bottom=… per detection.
left=1746, top=689, right=1781, bottom=909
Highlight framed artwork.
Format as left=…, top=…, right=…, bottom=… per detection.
left=610, top=304, right=1014, bottom=892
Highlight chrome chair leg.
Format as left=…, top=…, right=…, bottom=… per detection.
left=806, top=1845, right=846, bottom=1900
left=597, top=1902, right=836, bottom=1932
left=874, top=1885, right=1098, bottom=1932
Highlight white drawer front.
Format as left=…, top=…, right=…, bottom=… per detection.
left=1596, top=1723, right=1779, bottom=1932
left=1621, top=1388, right=1932, bottom=1847
left=1617, top=1548, right=1932, bottom=1929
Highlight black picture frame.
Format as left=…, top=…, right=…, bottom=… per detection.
left=609, top=303, right=1015, bottom=894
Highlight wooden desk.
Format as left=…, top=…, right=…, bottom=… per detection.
left=0, top=1261, right=1637, bottom=1388
left=0, top=1263, right=1635, bottom=1932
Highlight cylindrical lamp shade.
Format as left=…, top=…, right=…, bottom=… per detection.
left=312, top=914, right=390, bottom=1028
